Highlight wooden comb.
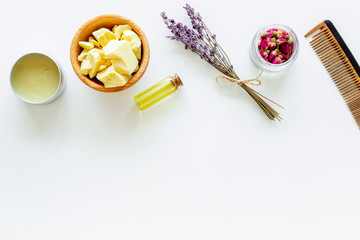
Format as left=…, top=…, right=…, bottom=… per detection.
left=305, top=20, right=360, bottom=128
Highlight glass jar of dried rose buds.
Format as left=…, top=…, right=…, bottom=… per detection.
left=250, top=24, right=299, bottom=72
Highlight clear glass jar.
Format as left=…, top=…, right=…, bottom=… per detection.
left=249, top=24, right=299, bottom=72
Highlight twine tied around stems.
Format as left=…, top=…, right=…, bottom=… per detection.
left=216, top=69, right=263, bottom=87
left=215, top=69, right=283, bottom=121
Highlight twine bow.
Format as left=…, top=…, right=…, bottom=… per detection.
left=216, top=69, right=263, bottom=87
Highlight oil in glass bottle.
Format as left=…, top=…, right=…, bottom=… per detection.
left=134, top=74, right=183, bottom=111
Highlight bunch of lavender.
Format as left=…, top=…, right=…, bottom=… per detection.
left=161, top=4, right=238, bottom=80
left=161, top=4, right=281, bottom=121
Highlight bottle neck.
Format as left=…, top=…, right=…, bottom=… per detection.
left=171, top=74, right=183, bottom=87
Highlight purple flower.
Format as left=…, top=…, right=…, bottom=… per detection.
left=161, top=4, right=235, bottom=76
left=184, top=4, right=204, bottom=36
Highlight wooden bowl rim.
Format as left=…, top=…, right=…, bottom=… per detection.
left=70, top=14, right=150, bottom=92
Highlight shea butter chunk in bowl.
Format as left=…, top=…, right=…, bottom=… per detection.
left=70, top=15, right=150, bottom=92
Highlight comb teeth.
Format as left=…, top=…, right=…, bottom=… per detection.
left=306, top=21, right=360, bottom=128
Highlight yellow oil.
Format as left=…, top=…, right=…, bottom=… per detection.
left=134, top=76, right=178, bottom=111
left=11, top=53, right=60, bottom=103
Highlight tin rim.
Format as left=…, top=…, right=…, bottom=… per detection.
left=10, top=52, right=65, bottom=105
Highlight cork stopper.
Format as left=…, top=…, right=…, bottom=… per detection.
left=172, top=74, right=183, bottom=87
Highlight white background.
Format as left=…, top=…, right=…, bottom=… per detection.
left=1, top=0, right=360, bottom=239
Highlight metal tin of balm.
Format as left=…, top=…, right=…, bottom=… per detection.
left=10, top=53, right=65, bottom=104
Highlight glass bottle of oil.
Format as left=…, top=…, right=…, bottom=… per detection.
left=134, top=74, right=183, bottom=111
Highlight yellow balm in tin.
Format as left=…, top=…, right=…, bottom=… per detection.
left=11, top=53, right=64, bottom=104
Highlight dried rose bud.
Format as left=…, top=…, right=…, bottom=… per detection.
left=281, top=44, right=292, bottom=55
left=260, top=39, right=269, bottom=51
left=260, top=51, right=268, bottom=59
left=272, top=56, right=282, bottom=64
left=261, top=32, right=270, bottom=38
left=278, top=52, right=288, bottom=61
left=268, top=41, right=277, bottom=51
left=277, top=38, right=287, bottom=45
left=277, top=29, right=288, bottom=38
left=267, top=29, right=277, bottom=35
left=269, top=50, right=277, bottom=61
left=281, top=29, right=289, bottom=36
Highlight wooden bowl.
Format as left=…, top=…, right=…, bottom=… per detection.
left=70, top=14, right=150, bottom=92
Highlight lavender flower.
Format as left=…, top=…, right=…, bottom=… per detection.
left=161, top=4, right=237, bottom=78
